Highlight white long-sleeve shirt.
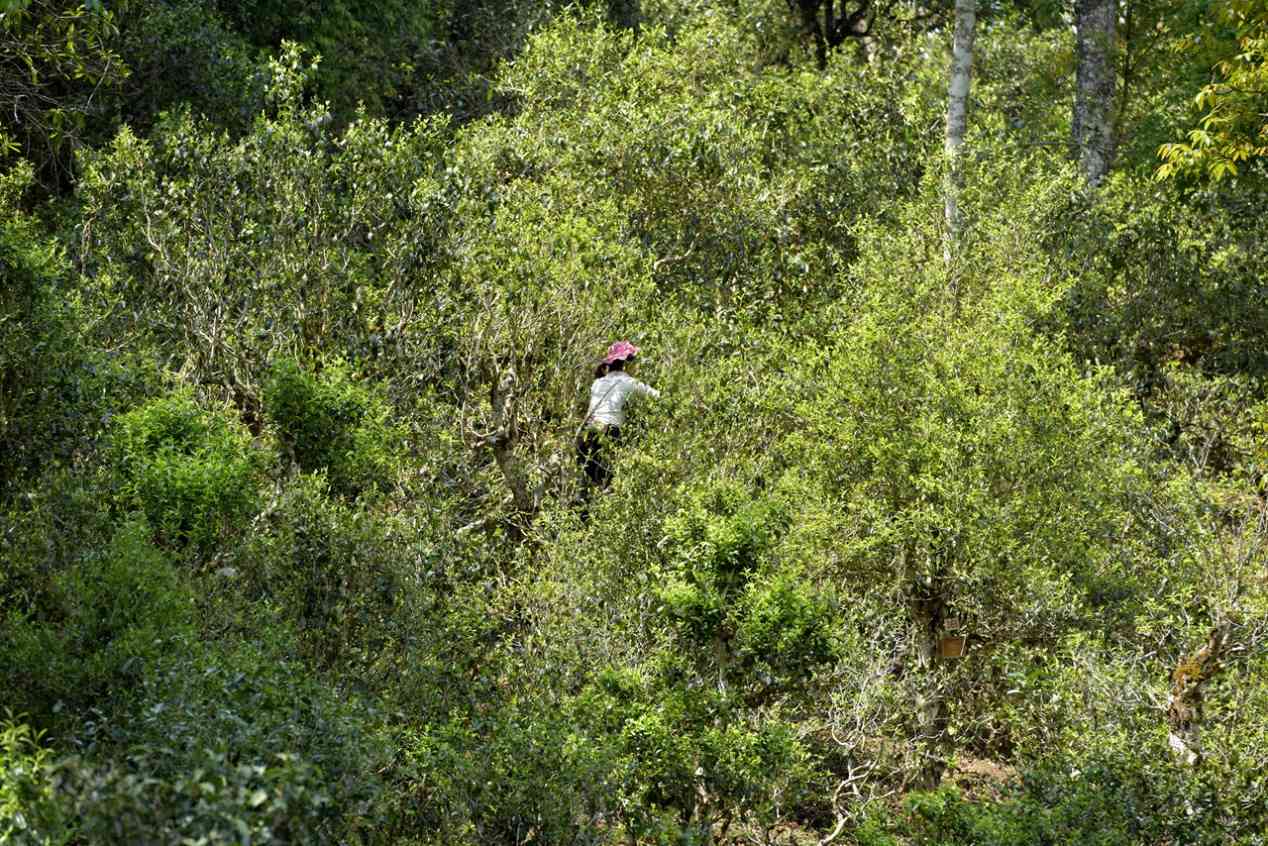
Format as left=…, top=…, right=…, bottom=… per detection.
left=586, top=372, right=660, bottom=427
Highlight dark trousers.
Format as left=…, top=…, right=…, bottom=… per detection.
left=577, top=425, right=621, bottom=488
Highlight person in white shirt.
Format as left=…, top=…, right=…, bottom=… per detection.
left=578, top=340, right=660, bottom=490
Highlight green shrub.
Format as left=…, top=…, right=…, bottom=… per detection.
left=0, top=717, right=70, bottom=846
left=0, top=158, right=111, bottom=498
left=238, top=473, right=410, bottom=670
left=572, top=660, right=818, bottom=842
left=37, top=633, right=388, bottom=845
left=488, top=14, right=933, bottom=325
left=0, top=462, right=117, bottom=621
left=77, top=54, right=450, bottom=399
left=658, top=479, right=836, bottom=690
left=0, top=518, right=194, bottom=727
left=113, top=0, right=265, bottom=134
left=0, top=0, right=127, bottom=191
left=1050, top=175, right=1268, bottom=386
left=212, top=0, right=441, bottom=119
left=108, top=390, right=263, bottom=551
left=561, top=479, right=833, bottom=841
left=885, top=749, right=1268, bottom=846
left=263, top=359, right=403, bottom=498
left=399, top=694, right=622, bottom=846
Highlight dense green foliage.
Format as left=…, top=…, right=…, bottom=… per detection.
left=264, top=359, right=403, bottom=498
left=2, top=1, right=1267, bottom=844
left=108, top=391, right=265, bottom=550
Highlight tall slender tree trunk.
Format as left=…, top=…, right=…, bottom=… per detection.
left=943, top=0, right=976, bottom=284
left=925, top=3, right=975, bottom=776
left=1073, top=0, right=1117, bottom=186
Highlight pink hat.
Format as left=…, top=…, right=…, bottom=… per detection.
left=602, top=340, right=640, bottom=365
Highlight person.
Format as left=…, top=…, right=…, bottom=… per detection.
left=577, top=340, right=660, bottom=491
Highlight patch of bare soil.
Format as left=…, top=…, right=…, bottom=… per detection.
left=942, top=756, right=1020, bottom=802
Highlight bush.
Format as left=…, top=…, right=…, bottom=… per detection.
left=658, top=479, right=837, bottom=688
left=1050, top=176, right=1268, bottom=387
left=113, top=0, right=265, bottom=134
left=0, top=158, right=102, bottom=498
left=108, top=390, right=264, bottom=551
left=28, top=633, right=390, bottom=845
left=398, top=694, right=621, bottom=845
left=212, top=0, right=441, bottom=119
left=0, top=717, right=70, bottom=846
left=238, top=473, right=412, bottom=670
left=885, top=749, right=1268, bottom=846
left=76, top=51, right=451, bottom=399
left=488, top=14, right=934, bottom=325
left=0, top=0, right=127, bottom=191
left=559, top=479, right=834, bottom=841
left=0, top=518, right=194, bottom=727
left=263, top=359, right=403, bottom=499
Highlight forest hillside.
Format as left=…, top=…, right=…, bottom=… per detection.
left=2, top=0, right=1268, bottom=843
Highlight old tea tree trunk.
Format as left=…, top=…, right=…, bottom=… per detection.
left=1167, top=624, right=1231, bottom=766
left=899, top=546, right=951, bottom=788
left=1073, top=0, right=1117, bottom=186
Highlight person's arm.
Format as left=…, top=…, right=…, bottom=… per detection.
left=632, top=378, right=660, bottom=400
